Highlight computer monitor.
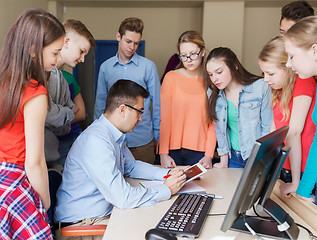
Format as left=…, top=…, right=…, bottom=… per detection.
left=220, top=126, right=299, bottom=240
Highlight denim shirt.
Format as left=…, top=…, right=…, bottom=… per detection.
left=214, top=78, right=273, bottom=160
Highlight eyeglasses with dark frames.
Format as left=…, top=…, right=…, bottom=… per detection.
left=124, top=104, right=144, bottom=114
left=178, top=49, right=201, bottom=62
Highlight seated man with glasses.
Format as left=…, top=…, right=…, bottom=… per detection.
left=54, top=80, right=186, bottom=239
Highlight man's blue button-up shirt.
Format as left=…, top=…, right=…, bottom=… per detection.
left=55, top=115, right=170, bottom=223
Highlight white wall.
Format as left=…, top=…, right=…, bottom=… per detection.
left=59, top=1, right=317, bottom=76
left=0, top=0, right=48, bottom=46
left=243, top=5, right=282, bottom=75
left=62, top=4, right=202, bottom=77
left=203, top=1, right=245, bottom=60
left=1, top=0, right=317, bottom=76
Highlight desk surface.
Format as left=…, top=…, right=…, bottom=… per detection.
left=103, top=168, right=316, bottom=239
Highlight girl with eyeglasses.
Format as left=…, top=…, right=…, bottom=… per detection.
left=159, top=30, right=216, bottom=168
left=283, top=16, right=317, bottom=204
left=259, top=36, right=316, bottom=199
left=204, top=47, right=273, bottom=168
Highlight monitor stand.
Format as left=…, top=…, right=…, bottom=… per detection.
left=230, top=199, right=299, bottom=240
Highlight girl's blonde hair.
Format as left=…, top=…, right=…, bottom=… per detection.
left=259, top=36, right=296, bottom=121
left=284, top=16, right=317, bottom=50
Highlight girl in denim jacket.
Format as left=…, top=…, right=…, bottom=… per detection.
left=259, top=36, right=316, bottom=200
left=204, top=47, right=273, bottom=168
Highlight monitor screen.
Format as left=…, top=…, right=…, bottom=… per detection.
left=220, top=126, right=300, bottom=240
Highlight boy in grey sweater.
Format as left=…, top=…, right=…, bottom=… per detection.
left=45, top=19, right=95, bottom=170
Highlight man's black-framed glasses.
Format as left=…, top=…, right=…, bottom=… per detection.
left=178, top=49, right=201, bottom=62
left=125, top=104, right=144, bottom=114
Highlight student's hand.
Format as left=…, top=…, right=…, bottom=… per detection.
left=160, top=154, right=176, bottom=168
left=199, top=156, right=212, bottom=169
left=296, top=193, right=315, bottom=202
left=73, top=103, right=79, bottom=114
left=213, top=155, right=228, bottom=168
left=279, top=182, right=299, bottom=198
left=164, top=169, right=186, bottom=195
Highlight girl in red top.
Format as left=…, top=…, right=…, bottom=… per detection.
left=0, top=8, right=65, bottom=239
left=259, top=36, right=316, bottom=198
left=160, top=31, right=216, bottom=168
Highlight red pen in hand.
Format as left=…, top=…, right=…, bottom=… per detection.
left=164, top=169, right=191, bottom=179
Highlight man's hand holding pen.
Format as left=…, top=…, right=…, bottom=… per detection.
left=168, top=166, right=190, bottom=175
left=163, top=168, right=186, bottom=195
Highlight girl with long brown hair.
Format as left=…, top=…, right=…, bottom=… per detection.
left=204, top=47, right=272, bottom=168
left=0, top=8, right=65, bottom=238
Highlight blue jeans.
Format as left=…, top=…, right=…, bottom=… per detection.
left=228, top=148, right=247, bottom=168
left=169, top=148, right=204, bottom=166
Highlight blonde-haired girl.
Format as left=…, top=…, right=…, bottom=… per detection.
left=259, top=36, right=316, bottom=199
left=283, top=16, right=317, bottom=204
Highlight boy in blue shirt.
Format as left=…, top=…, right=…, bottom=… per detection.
left=94, top=17, right=160, bottom=164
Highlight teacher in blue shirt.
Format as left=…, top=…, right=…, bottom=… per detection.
left=94, top=17, right=160, bottom=164
left=55, top=80, right=186, bottom=235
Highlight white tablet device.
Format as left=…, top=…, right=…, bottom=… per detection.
left=184, top=163, right=207, bottom=183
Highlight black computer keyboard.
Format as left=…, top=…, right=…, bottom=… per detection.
left=156, top=193, right=214, bottom=238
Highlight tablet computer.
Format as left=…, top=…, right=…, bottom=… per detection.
left=184, top=163, right=207, bottom=183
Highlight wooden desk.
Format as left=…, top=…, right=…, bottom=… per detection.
left=103, top=168, right=316, bottom=239
left=273, top=179, right=317, bottom=232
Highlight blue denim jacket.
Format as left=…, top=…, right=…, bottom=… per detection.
left=214, top=78, right=273, bottom=160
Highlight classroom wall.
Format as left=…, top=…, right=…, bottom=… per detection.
left=1, top=0, right=317, bottom=76
left=202, top=1, right=245, bottom=60
left=243, top=3, right=283, bottom=75
left=55, top=0, right=317, bottom=76
left=0, top=0, right=48, bottom=46
left=60, top=3, right=202, bottom=77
